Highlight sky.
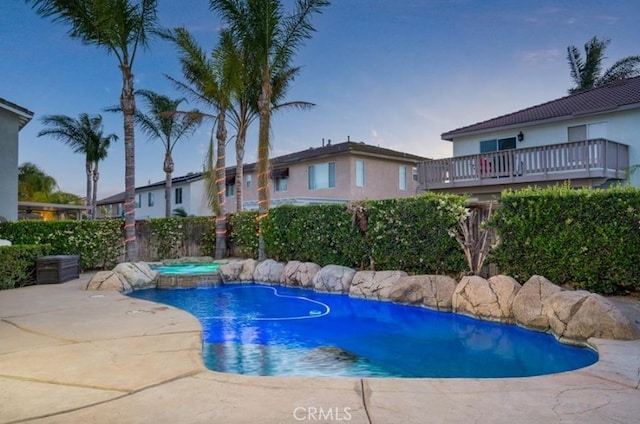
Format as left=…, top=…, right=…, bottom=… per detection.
left=1, top=0, right=639, bottom=199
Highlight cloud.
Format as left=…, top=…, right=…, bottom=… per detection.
left=517, top=49, right=562, bottom=66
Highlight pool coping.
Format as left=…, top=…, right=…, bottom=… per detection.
left=1, top=274, right=639, bottom=423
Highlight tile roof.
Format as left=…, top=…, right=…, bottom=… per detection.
left=100, top=141, right=429, bottom=203
left=442, top=76, right=640, bottom=141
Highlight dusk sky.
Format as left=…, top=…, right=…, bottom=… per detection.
left=1, top=0, right=639, bottom=199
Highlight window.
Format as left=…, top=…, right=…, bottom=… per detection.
left=135, top=194, right=141, bottom=208
left=399, top=166, right=407, bottom=190
left=412, top=166, right=418, bottom=182
left=568, top=122, right=607, bottom=142
left=308, top=162, right=336, bottom=190
left=225, top=182, right=235, bottom=198
left=480, top=137, right=516, bottom=153
left=356, top=160, right=365, bottom=187
left=274, top=176, right=288, bottom=192
left=245, top=174, right=252, bottom=188
left=116, top=203, right=122, bottom=217
left=175, top=187, right=183, bottom=204
left=148, top=192, right=154, bottom=207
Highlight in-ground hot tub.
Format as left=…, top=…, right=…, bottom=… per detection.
left=152, top=263, right=223, bottom=288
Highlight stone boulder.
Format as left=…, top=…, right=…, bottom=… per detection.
left=280, top=261, right=321, bottom=288
left=349, top=270, right=408, bottom=301
left=544, top=290, right=640, bottom=342
left=312, top=265, right=356, bottom=294
left=218, top=261, right=244, bottom=282
left=86, top=271, right=132, bottom=293
left=388, top=275, right=457, bottom=311
left=512, top=275, right=563, bottom=330
left=238, top=259, right=258, bottom=282
left=112, top=262, right=157, bottom=289
left=452, top=275, right=521, bottom=322
left=254, top=259, right=285, bottom=284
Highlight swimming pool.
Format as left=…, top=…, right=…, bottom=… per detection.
left=129, top=284, right=598, bottom=378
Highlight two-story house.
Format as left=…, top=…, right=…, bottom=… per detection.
left=418, top=76, right=639, bottom=198
left=98, top=140, right=428, bottom=218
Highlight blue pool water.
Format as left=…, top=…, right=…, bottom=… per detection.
left=128, top=284, right=598, bottom=378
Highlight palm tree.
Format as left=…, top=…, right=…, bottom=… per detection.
left=163, top=27, right=234, bottom=259
left=210, top=0, right=329, bottom=260
left=18, top=162, right=58, bottom=201
left=37, top=113, right=118, bottom=218
left=567, top=36, right=640, bottom=94
left=26, top=0, right=159, bottom=260
left=117, top=89, right=201, bottom=218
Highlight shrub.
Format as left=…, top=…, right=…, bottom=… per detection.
left=489, top=184, right=640, bottom=294
left=263, top=204, right=368, bottom=267
left=0, top=244, right=51, bottom=290
left=228, top=211, right=259, bottom=258
left=0, top=220, right=122, bottom=270
left=364, top=194, right=466, bottom=274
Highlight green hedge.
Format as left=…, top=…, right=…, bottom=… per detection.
left=0, top=220, right=122, bottom=270
left=489, top=185, right=640, bottom=294
left=263, top=204, right=368, bottom=267
left=364, top=194, right=466, bottom=274
left=228, top=211, right=259, bottom=258
left=253, top=194, right=466, bottom=273
left=145, top=217, right=215, bottom=260
left=0, top=244, right=51, bottom=289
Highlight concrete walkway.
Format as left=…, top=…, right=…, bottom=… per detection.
left=1, top=275, right=639, bottom=424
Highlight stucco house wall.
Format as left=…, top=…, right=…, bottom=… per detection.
left=0, top=99, right=33, bottom=221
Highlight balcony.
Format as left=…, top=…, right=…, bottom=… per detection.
left=418, top=139, right=629, bottom=193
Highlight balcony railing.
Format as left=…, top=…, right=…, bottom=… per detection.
left=418, top=139, right=629, bottom=190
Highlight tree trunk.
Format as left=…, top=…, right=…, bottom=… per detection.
left=257, top=66, right=272, bottom=261
left=92, top=162, right=99, bottom=220
left=85, top=160, right=92, bottom=219
left=121, top=64, right=137, bottom=262
left=234, top=123, right=248, bottom=213
left=214, top=109, right=228, bottom=259
left=163, top=152, right=174, bottom=218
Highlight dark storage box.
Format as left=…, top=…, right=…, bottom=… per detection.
left=36, top=255, right=80, bottom=284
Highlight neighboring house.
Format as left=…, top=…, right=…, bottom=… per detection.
left=98, top=140, right=427, bottom=219
left=0, top=98, right=34, bottom=221
left=418, top=77, right=640, bottom=198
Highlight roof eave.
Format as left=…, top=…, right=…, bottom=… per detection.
left=442, top=102, right=640, bottom=141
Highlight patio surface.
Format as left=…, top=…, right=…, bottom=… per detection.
left=1, top=274, right=639, bottom=424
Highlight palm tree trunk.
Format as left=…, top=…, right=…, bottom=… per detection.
left=92, top=162, right=99, bottom=220
left=121, top=64, right=137, bottom=262
left=85, top=160, right=92, bottom=219
left=215, top=110, right=228, bottom=259
left=234, top=123, right=248, bottom=213
left=257, top=66, right=272, bottom=261
left=163, top=152, right=174, bottom=218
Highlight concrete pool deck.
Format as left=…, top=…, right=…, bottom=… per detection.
left=1, top=275, right=639, bottom=424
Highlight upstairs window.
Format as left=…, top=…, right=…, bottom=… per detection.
left=136, top=194, right=141, bottom=208
left=225, top=182, right=235, bottom=198
left=274, top=176, right=288, bottom=192
left=399, top=166, right=407, bottom=190
left=245, top=174, right=252, bottom=188
left=175, top=187, right=183, bottom=204
left=148, top=192, right=154, bottom=207
left=412, top=166, right=418, bottom=181
left=480, top=137, right=516, bottom=153
left=356, top=160, right=365, bottom=187
left=308, top=162, right=336, bottom=190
